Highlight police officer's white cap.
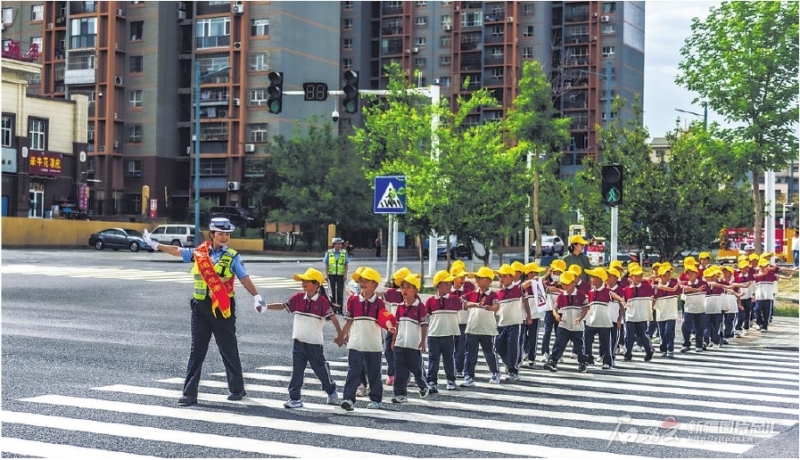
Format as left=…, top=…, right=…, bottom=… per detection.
left=332, top=237, right=344, bottom=244
left=209, top=217, right=235, bottom=233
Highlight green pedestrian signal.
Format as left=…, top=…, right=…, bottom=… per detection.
left=601, top=164, right=623, bottom=206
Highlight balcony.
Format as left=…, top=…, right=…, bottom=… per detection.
left=565, top=11, right=590, bottom=22
left=198, top=177, right=228, bottom=190
left=70, top=35, right=97, bottom=50
left=381, top=4, right=403, bottom=15
left=462, top=2, right=483, bottom=10
left=484, top=55, right=504, bottom=66
left=562, top=100, right=588, bottom=109
left=460, top=59, right=482, bottom=71
left=485, top=34, right=505, bottom=44
left=64, top=68, right=95, bottom=85
left=70, top=2, right=98, bottom=14
left=566, top=35, right=589, bottom=44
left=196, top=36, right=231, bottom=49
left=381, top=27, right=403, bottom=35
left=381, top=46, right=404, bottom=55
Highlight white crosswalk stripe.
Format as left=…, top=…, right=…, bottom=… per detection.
left=0, top=264, right=301, bottom=290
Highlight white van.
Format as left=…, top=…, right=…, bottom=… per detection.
left=149, top=224, right=196, bottom=247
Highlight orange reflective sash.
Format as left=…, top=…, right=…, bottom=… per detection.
left=194, top=241, right=232, bottom=319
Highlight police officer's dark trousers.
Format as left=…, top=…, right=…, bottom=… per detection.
left=289, top=339, right=336, bottom=400
left=345, top=350, right=382, bottom=403
left=329, top=274, right=345, bottom=309
left=183, top=298, right=243, bottom=398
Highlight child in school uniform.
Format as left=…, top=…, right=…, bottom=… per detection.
left=719, top=266, right=741, bottom=340
left=265, top=268, right=343, bottom=409
left=622, top=266, right=655, bottom=362
left=680, top=264, right=708, bottom=353
left=338, top=267, right=396, bottom=411
left=734, top=259, right=755, bottom=336
left=646, top=263, right=663, bottom=341
left=754, top=258, right=777, bottom=332
left=544, top=271, right=590, bottom=373
left=450, top=263, right=474, bottom=379
left=382, top=267, right=410, bottom=386
left=425, top=270, right=462, bottom=393
left=584, top=267, right=617, bottom=369
left=391, top=273, right=430, bottom=403
left=568, top=264, right=591, bottom=359
left=493, top=264, right=530, bottom=381
left=521, top=262, right=547, bottom=368
left=460, top=266, right=501, bottom=386
left=703, top=267, right=725, bottom=348
left=345, top=266, right=370, bottom=397
left=605, top=267, right=626, bottom=366
left=652, top=264, right=680, bottom=357
left=541, top=259, right=567, bottom=363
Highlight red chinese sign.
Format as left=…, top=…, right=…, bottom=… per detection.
left=149, top=198, right=158, bottom=218
left=28, top=152, right=63, bottom=176
left=78, top=184, right=89, bottom=211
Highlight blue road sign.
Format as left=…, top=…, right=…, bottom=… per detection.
left=374, top=176, right=407, bottom=214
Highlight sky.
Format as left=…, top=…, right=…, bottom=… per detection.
left=642, top=0, right=723, bottom=139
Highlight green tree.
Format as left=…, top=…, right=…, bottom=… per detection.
left=676, top=0, right=799, bottom=252
left=505, top=60, right=572, bottom=257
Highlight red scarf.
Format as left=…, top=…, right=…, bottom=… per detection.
left=194, top=241, right=232, bottom=319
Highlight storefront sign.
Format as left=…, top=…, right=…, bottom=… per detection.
left=78, top=184, right=89, bottom=211
left=149, top=198, right=158, bottom=218
left=28, top=151, right=63, bottom=176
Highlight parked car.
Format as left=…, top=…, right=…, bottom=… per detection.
left=149, top=224, right=196, bottom=247
left=529, top=235, right=565, bottom=256
left=207, top=206, right=258, bottom=228
left=88, top=228, right=155, bottom=252
left=422, top=236, right=472, bottom=259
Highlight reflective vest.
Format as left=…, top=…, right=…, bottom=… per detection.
left=192, top=248, right=237, bottom=300
left=327, top=250, right=347, bottom=276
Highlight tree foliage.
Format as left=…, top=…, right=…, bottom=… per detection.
left=676, top=0, right=799, bottom=251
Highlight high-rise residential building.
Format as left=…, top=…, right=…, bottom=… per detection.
left=2, top=1, right=339, bottom=219
left=342, top=1, right=645, bottom=177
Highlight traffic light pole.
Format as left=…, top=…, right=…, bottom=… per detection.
left=603, top=61, right=619, bottom=263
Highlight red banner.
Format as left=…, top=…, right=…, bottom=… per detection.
left=78, top=184, right=89, bottom=211
left=27, top=151, right=63, bottom=176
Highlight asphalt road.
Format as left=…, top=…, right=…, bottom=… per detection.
left=1, top=248, right=798, bottom=458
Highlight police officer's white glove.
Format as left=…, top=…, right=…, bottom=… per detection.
left=142, top=229, right=160, bottom=251
left=253, top=294, right=266, bottom=313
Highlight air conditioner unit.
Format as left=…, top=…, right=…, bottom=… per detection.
left=186, top=146, right=192, bottom=155
left=443, top=24, right=451, bottom=31
left=116, top=8, right=123, bottom=16
left=233, top=41, right=242, bottom=49
left=600, top=16, right=610, bottom=22
left=113, top=141, right=119, bottom=149
left=244, top=144, right=255, bottom=153
left=56, top=17, right=65, bottom=24
left=590, top=36, right=597, bottom=41
left=507, top=16, right=514, bottom=22
left=47, top=23, right=54, bottom=29
left=405, top=49, right=411, bottom=54
left=218, top=109, right=228, bottom=118
left=177, top=10, right=186, bottom=21
left=412, top=47, right=419, bottom=53
left=233, top=4, right=245, bottom=14
left=227, top=181, right=240, bottom=191
left=177, top=2, right=186, bottom=10
left=99, top=145, right=106, bottom=152
left=115, top=75, right=123, bottom=85
left=593, top=12, right=598, bottom=17
left=114, top=112, right=118, bottom=119
left=233, top=98, right=241, bottom=106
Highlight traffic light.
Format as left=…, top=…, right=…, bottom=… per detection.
left=342, top=70, right=359, bottom=114
left=601, top=164, right=623, bottom=206
left=267, top=71, right=283, bottom=114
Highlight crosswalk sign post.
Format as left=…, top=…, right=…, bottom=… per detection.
left=374, top=176, right=407, bottom=214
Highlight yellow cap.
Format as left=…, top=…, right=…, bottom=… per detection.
left=392, top=267, right=411, bottom=285
left=451, top=260, right=466, bottom=272
left=511, top=261, right=525, bottom=273
left=569, top=235, right=589, bottom=245
left=652, top=262, right=662, bottom=271
left=586, top=267, right=608, bottom=282
left=293, top=268, right=325, bottom=285
left=471, top=266, right=496, bottom=280
left=699, top=252, right=711, bottom=260
left=738, top=259, right=749, bottom=269
left=748, top=253, right=760, bottom=261
left=607, top=267, right=622, bottom=278
left=568, top=264, right=583, bottom=276
left=559, top=271, right=576, bottom=284
left=628, top=261, right=640, bottom=269
left=761, top=251, right=774, bottom=259
left=433, top=270, right=456, bottom=286
left=684, top=256, right=697, bottom=266
left=628, top=266, right=644, bottom=276
left=401, top=273, right=421, bottom=290
left=722, top=265, right=735, bottom=273
left=449, top=265, right=468, bottom=277
left=353, top=267, right=381, bottom=284
left=609, top=260, right=624, bottom=270
left=758, top=258, right=769, bottom=267
left=523, top=262, right=547, bottom=274
left=495, top=264, right=516, bottom=277
left=684, top=264, right=698, bottom=273
left=657, top=265, right=673, bottom=276
left=550, top=259, right=567, bottom=272
left=737, top=255, right=748, bottom=262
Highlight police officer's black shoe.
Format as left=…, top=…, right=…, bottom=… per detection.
left=227, top=391, right=247, bottom=401
left=178, top=396, right=197, bottom=406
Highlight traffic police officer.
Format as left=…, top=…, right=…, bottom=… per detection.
left=324, top=237, right=350, bottom=314
left=143, top=217, right=264, bottom=406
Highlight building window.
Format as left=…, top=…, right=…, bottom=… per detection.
left=129, top=55, right=143, bottom=73
left=130, top=21, right=143, bottom=41
left=196, top=17, right=230, bottom=48
left=127, top=124, right=142, bottom=143
left=249, top=88, right=268, bottom=106
left=246, top=123, right=269, bottom=143
left=343, top=38, right=352, bottom=50
left=602, top=24, right=616, bottom=34
left=601, top=111, right=615, bottom=121
left=415, top=16, right=428, bottom=27
left=440, top=35, right=451, bottom=47
left=199, top=158, right=227, bottom=174
left=491, top=25, right=504, bottom=37
left=1, top=115, right=14, bottom=147
left=2, top=8, right=12, bottom=25
left=414, top=37, right=426, bottom=47
left=31, top=36, right=42, bottom=54
left=602, top=2, right=616, bottom=14
left=439, top=55, right=451, bottom=67
left=126, top=159, right=142, bottom=177
left=523, top=26, right=534, bottom=37
left=440, top=15, right=451, bottom=27
left=28, top=118, right=46, bottom=150
left=342, top=58, right=352, bottom=70
left=523, top=4, right=535, bottom=15
left=602, top=46, right=615, bottom=57
left=461, top=11, right=483, bottom=27
left=343, top=1, right=353, bottom=10
left=343, top=18, right=353, bottom=30
left=251, top=18, right=269, bottom=36
left=416, top=1, right=427, bottom=6
left=87, top=121, right=94, bottom=142
left=244, top=158, right=267, bottom=177
left=439, top=76, right=451, bottom=87
left=124, top=194, right=142, bottom=213
left=249, top=52, right=269, bottom=71
left=491, top=68, right=504, bottom=79
left=522, top=47, right=533, bottom=59
left=414, top=57, right=426, bottom=67
left=490, top=47, right=503, bottom=57
left=31, top=4, right=43, bottom=21
left=70, top=17, right=97, bottom=49
left=129, top=90, right=143, bottom=108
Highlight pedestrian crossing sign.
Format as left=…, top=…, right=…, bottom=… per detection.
left=374, top=176, right=407, bottom=214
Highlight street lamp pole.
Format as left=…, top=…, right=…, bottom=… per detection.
left=194, top=60, right=201, bottom=240
left=602, top=60, right=619, bottom=263
left=674, top=102, right=708, bottom=130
